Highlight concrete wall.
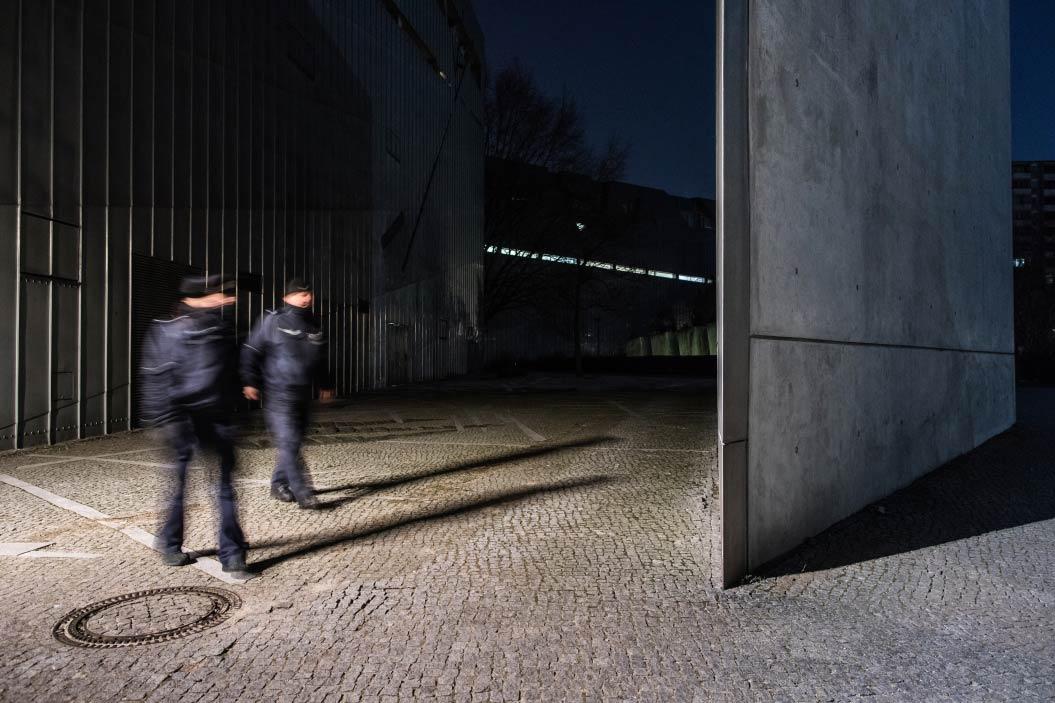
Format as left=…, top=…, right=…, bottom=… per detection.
left=718, top=0, right=1014, bottom=584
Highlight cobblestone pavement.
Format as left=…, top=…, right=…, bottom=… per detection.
left=0, top=375, right=1052, bottom=702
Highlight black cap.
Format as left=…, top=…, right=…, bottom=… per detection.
left=179, top=274, right=234, bottom=298
left=285, top=277, right=312, bottom=295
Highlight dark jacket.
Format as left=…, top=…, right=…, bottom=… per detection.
left=139, top=305, right=240, bottom=426
left=241, top=305, right=332, bottom=393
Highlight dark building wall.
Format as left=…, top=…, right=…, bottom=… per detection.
left=482, top=160, right=715, bottom=365
left=1011, top=160, right=1055, bottom=380
left=1012, top=160, right=1055, bottom=281
left=0, top=0, right=485, bottom=448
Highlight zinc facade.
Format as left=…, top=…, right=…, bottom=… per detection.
left=0, top=0, right=485, bottom=448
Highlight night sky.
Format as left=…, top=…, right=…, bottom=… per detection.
left=474, top=0, right=1054, bottom=200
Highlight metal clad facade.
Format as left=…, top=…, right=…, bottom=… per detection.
left=0, top=0, right=485, bottom=448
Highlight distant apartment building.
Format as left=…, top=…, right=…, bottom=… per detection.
left=1012, top=160, right=1055, bottom=284
left=483, top=158, right=715, bottom=365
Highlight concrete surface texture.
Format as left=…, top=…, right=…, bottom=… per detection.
left=721, top=0, right=1015, bottom=573
left=1, top=377, right=1053, bottom=701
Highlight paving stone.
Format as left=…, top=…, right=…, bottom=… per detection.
left=0, top=376, right=1052, bottom=701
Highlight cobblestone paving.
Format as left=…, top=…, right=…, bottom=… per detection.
left=0, top=375, right=1052, bottom=702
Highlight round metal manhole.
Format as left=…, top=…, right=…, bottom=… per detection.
left=53, top=586, right=241, bottom=648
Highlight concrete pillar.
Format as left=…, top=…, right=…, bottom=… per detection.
left=718, top=0, right=1014, bottom=585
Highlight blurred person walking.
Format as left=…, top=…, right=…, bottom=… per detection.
left=139, top=275, right=249, bottom=573
left=241, top=278, right=334, bottom=509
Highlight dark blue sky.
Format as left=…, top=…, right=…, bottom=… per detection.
left=474, top=0, right=716, bottom=199
left=474, top=1, right=1054, bottom=200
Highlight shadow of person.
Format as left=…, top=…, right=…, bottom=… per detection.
left=755, top=395, right=1055, bottom=581
left=313, top=435, right=615, bottom=503
left=240, top=427, right=448, bottom=450
left=248, top=473, right=611, bottom=573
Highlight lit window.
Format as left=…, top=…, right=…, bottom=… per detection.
left=485, top=246, right=709, bottom=283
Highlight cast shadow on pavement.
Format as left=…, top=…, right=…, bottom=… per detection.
left=757, top=399, right=1055, bottom=579
left=240, top=425, right=480, bottom=449
left=247, top=473, right=612, bottom=573
left=312, top=435, right=615, bottom=507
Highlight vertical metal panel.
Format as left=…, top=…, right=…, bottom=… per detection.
left=0, top=206, right=17, bottom=447
left=5, top=0, right=486, bottom=444
left=19, top=276, right=51, bottom=446
left=51, top=279, right=79, bottom=442
left=82, top=1, right=107, bottom=208
left=108, top=1, right=134, bottom=434
left=106, top=207, right=130, bottom=432
left=52, top=221, right=79, bottom=281
left=189, top=50, right=207, bottom=269
left=171, top=0, right=191, bottom=263
left=108, top=15, right=131, bottom=207
left=0, top=0, right=18, bottom=205
left=20, top=0, right=51, bottom=216
left=130, top=0, right=154, bottom=254
left=53, top=0, right=81, bottom=226
left=80, top=206, right=106, bottom=436
left=153, top=0, right=174, bottom=257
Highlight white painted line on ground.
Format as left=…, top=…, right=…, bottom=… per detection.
left=0, top=472, right=253, bottom=584
left=609, top=401, right=644, bottom=420
left=28, top=454, right=176, bottom=469
left=22, top=550, right=100, bottom=559
left=23, top=447, right=165, bottom=467
left=0, top=542, right=52, bottom=556
left=0, top=474, right=113, bottom=520
left=388, top=411, right=404, bottom=425
left=499, top=414, right=546, bottom=443
left=118, top=526, right=249, bottom=584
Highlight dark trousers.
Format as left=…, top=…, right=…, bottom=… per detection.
left=266, top=388, right=314, bottom=500
left=159, top=409, right=246, bottom=564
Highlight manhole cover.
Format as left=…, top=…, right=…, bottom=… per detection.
left=53, top=586, right=241, bottom=648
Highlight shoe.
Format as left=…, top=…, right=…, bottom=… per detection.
left=296, top=494, right=321, bottom=510
left=270, top=484, right=295, bottom=502
left=221, top=555, right=247, bottom=572
left=161, top=551, right=193, bottom=567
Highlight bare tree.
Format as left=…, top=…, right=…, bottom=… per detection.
left=483, top=61, right=631, bottom=372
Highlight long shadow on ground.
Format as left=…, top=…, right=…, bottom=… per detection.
left=758, top=388, right=1055, bottom=579
left=247, top=435, right=614, bottom=571
left=314, top=435, right=614, bottom=503
left=248, top=474, right=611, bottom=573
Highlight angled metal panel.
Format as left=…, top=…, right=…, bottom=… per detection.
left=52, top=279, right=80, bottom=443
left=20, top=214, right=51, bottom=276
left=19, top=276, right=51, bottom=446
